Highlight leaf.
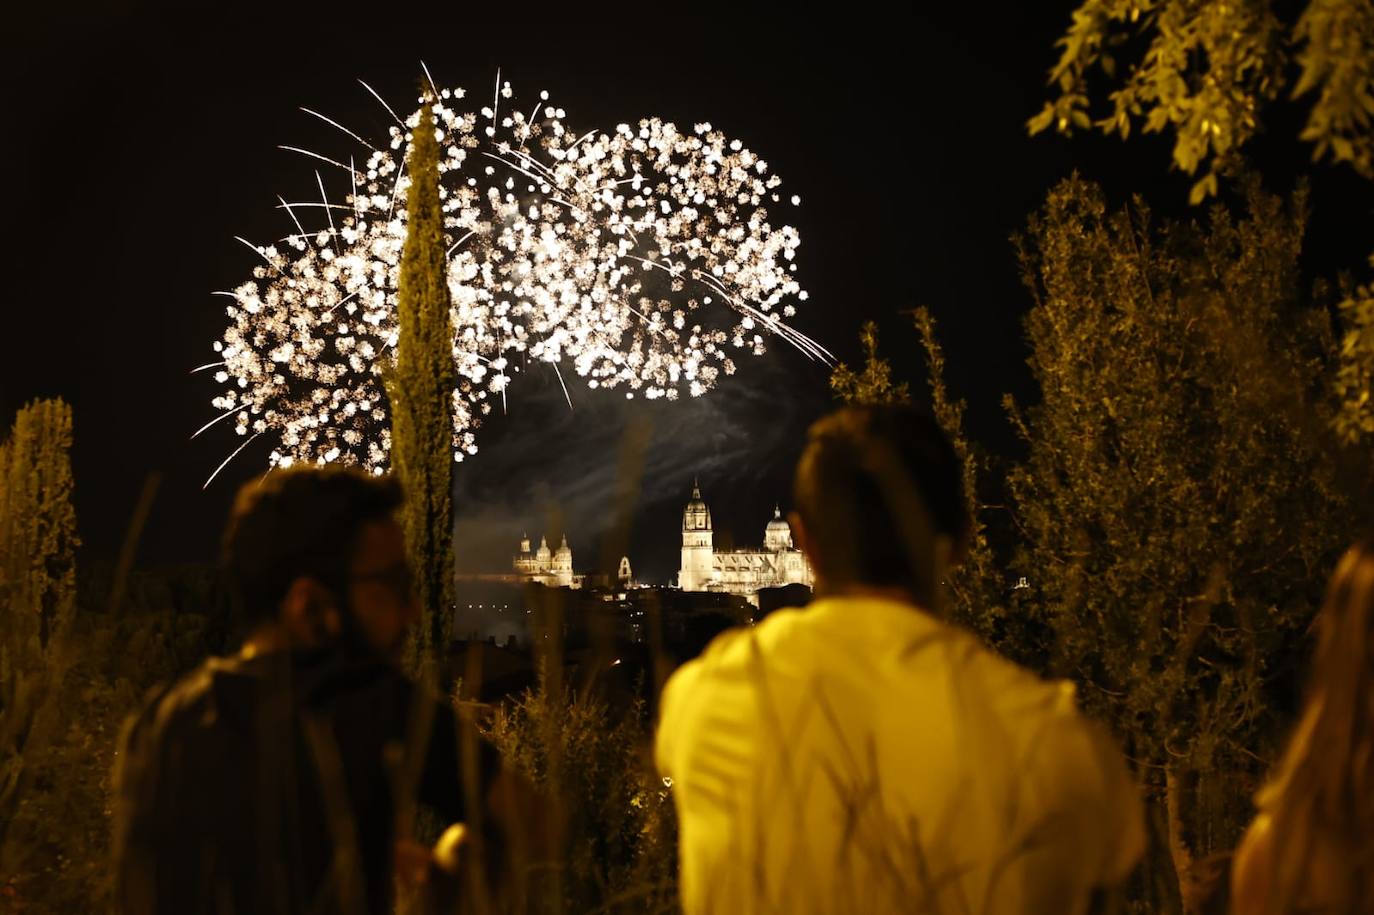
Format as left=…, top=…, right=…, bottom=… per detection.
left=1028, top=106, right=1057, bottom=135
left=1188, top=172, right=1219, bottom=205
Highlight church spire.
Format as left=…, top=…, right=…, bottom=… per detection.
left=683, top=475, right=712, bottom=533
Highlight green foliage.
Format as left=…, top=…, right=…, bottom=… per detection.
left=2, top=560, right=230, bottom=914
left=1008, top=175, right=1354, bottom=902
left=0, top=399, right=226, bottom=915
left=1031, top=0, right=1374, bottom=201
left=386, top=97, right=458, bottom=672
left=1334, top=254, right=1374, bottom=441
left=482, top=682, right=677, bottom=914
left=829, top=320, right=911, bottom=406
left=828, top=315, right=1016, bottom=646
left=911, top=308, right=1006, bottom=642
left=1293, top=0, right=1374, bottom=178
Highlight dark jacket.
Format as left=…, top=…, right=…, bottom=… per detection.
left=112, top=649, right=485, bottom=915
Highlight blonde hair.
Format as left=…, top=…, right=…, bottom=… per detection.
left=1256, top=542, right=1374, bottom=913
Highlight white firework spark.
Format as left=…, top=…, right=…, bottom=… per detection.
left=203, top=75, right=826, bottom=477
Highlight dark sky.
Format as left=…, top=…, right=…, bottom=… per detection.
left=3, top=3, right=1370, bottom=583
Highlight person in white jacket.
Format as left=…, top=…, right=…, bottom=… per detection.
left=656, top=405, right=1144, bottom=915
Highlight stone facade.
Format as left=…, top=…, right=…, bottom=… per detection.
left=512, top=533, right=576, bottom=588
left=678, top=481, right=813, bottom=598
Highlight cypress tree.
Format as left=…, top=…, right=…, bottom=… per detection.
left=386, top=97, right=457, bottom=673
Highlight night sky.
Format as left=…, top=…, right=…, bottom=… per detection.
left=3, top=3, right=1370, bottom=584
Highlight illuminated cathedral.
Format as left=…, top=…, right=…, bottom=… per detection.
left=678, top=480, right=813, bottom=599
left=512, top=533, right=576, bottom=588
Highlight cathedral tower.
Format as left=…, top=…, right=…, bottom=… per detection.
left=679, top=479, right=714, bottom=591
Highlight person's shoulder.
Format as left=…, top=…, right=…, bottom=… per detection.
left=659, top=609, right=812, bottom=721
left=934, top=623, right=1071, bottom=711
left=127, top=658, right=222, bottom=731
left=861, top=601, right=1042, bottom=686
left=656, top=614, right=793, bottom=772
left=116, top=656, right=240, bottom=794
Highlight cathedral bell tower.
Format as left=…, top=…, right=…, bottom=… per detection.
left=679, top=479, right=714, bottom=591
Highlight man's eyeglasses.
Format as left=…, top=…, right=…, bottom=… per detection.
left=350, top=564, right=416, bottom=598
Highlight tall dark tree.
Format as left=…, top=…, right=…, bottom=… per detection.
left=385, top=97, right=457, bottom=672
left=0, top=398, right=79, bottom=885
left=0, top=398, right=78, bottom=650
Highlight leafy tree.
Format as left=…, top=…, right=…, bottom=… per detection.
left=1007, top=174, right=1355, bottom=908
left=1031, top=0, right=1374, bottom=202
left=1031, top=0, right=1374, bottom=489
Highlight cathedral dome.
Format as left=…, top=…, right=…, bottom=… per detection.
left=763, top=506, right=794, bottom=551
left=555, top=535, right=572, bottom=558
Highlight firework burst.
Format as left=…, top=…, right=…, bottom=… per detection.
left=200, top=73, right=827, bottom=482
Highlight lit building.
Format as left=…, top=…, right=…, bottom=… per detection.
left=678, top=481, right=813, bottom=600
left=512, top=533, right=577, bottom=588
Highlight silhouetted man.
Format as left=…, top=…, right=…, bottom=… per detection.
left=656, top=405, right=1144, bottom=915
left=113, top=466, right=490, bottom=915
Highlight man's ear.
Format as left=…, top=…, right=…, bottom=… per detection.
left=280, top=576, right=342, bottom=647
left=788, top=512, right=818, bottom=569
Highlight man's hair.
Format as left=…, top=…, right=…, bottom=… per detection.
left=793, top=404, right=968, bottom=599
left=221, top=465, right=404, bottom=624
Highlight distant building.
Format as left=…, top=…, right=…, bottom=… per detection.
left=678, top=480, right=813, bottom=603
left=512, top=533, right=577, bottom=588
